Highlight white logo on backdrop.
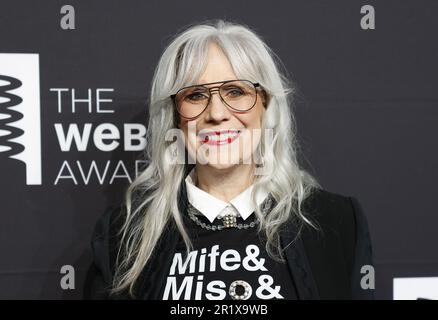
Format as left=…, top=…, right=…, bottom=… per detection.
left=393, top=277, right=438, bottom=300
left=0, top=53, right=148, bottom=185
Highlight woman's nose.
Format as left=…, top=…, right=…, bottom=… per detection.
left=204, top=91, right=230, bottom=120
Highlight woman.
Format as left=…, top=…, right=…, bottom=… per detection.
left=83, top=19, right=374, bottom=300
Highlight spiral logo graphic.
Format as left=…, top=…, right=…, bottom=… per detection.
left=0, top=75, right=24, bottom=155
left=0, top=54, right=41, bottom=185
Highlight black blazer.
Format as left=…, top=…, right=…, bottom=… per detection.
left=83, top=185, right=374, bottom=300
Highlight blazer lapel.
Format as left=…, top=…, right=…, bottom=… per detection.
left=140, top=221, right=180, bottom=300
left=280, top=221, right=320, bottom=299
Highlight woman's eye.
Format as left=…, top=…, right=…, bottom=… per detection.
left=227, top=89, right=244, bottom=97
left=186, top=93, right=207, bottom=101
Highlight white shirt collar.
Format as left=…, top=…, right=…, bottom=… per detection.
left=184, top=167, right=270, bottom=223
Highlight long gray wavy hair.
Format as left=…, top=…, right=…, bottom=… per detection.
left=110, top=19, right=321, bottom=298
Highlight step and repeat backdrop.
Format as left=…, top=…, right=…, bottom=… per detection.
left=0, top=0, right=437, bottom=299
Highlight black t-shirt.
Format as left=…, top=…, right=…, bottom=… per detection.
left=160, top=205, right=298, bottom=300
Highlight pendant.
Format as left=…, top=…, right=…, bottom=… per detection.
left=222, top=214, right=237, bottom=228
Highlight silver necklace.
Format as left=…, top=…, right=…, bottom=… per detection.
left=187, top=196, right=273, bottom=231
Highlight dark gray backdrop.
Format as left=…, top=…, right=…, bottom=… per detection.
left=0, top=0, right=437, bottom=299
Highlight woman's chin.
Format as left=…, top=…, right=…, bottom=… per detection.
left=204, top=162, right=237, bottom=171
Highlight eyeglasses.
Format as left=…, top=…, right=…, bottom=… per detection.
left=170, top=79, right=262, bottom=119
